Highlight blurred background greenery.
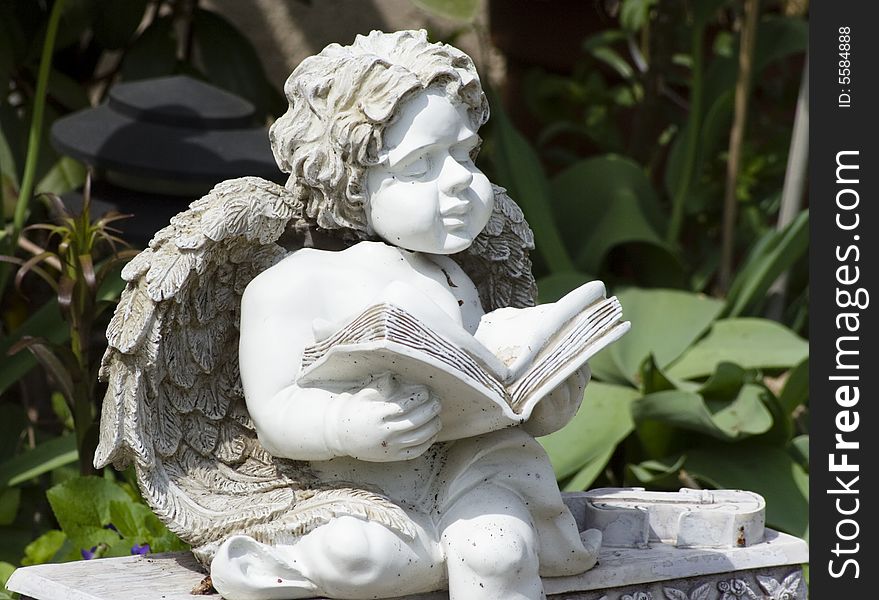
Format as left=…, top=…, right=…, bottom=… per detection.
left=0, top=0, right=808, bottom=591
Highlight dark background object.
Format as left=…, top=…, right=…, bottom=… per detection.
left=51, top=75, right=285, bottom=247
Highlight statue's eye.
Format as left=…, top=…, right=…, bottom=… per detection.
left=452, top=139, right=481, bottom=162
left=400, top=155, right=429, bottom=177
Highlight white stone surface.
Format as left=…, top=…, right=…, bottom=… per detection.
left=5, top=529, right=808, bottom=600
left=578, top=488, right=766, bottom=549
left=95, top=30, right=617, bottom=600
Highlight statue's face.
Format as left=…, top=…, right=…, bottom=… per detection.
left=365, top=88, right=493, bottom=254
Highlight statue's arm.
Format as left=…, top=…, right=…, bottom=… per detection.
left=239, top=269, right=441, bottom=462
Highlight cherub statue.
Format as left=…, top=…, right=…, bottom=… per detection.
left=96, top=30, right=619, bottom=600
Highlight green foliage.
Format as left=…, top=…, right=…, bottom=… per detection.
left=666, top=318, right=808, bottom=379
left=0, top=436, right=78, bottom=489
left=486, top=91, right=575, bottom=273
left=539, top=288, right=809, bottom=537
left=481, top=0, right=809, bottom=539
left=550, top=156, right=669, bottom=274
left=0, top=0, right=809, bottom=572
left=539, top=382, right=637, bottom=489
left=411, top=0, right=479, bottom=22
left=29, top=477, right=188, bottom=564
left=1, top=0, right=270, bottom=569
left=0, top=561, right=15, bottom=600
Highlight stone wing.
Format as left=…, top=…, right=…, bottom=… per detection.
left=456, top=184, right=538, bottom=311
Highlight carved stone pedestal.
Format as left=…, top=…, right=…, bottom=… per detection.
left=6, top=490, right=808, bottom=600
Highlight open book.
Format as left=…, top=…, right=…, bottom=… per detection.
left=298, top=282, right=630, bottom=441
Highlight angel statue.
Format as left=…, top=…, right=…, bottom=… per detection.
left=96, top=30, right=628, bottom=600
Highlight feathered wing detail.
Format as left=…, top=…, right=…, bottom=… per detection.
left=96, top=177, right=414, bottom=565
left=455, top=185, right=538, bottom=311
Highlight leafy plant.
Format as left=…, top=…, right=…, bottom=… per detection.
left=538, top=287, right=809, bottom=538
left=1, top=179, right=136, bottom=475
left=22, top=476, right=187, bottom=565
left=1, top=0, right=286, bottom=572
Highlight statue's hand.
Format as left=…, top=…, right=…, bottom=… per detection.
left=522, top=365, right=590, bottom=437
left=325, top=373, right=442, bottom=462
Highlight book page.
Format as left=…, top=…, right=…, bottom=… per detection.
left=475, top=281, right=610, bottom=382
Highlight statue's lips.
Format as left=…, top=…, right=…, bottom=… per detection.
left=443, top=216, right=469, bottom=229
left=441, top=199, right=471, bottom=229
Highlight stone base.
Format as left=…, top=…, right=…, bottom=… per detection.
left=6, top=490, right=808, bottom=599
left=6, top=530, right=807, bottom=600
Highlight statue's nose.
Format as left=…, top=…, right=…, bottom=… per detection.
left=439, top=155, right=474, bottom=195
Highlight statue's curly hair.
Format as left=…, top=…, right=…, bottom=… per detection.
left=269, top=29, right=489, bottom=233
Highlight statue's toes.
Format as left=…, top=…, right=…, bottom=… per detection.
left=579, top=528, right=603, bottom=563
left=210, top=535, right=316, bottom=600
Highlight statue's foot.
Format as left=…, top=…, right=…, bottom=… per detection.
left=210, top=535, right=317, bottom=600
left=579, top=528, right=603, bottom=570
left=211, top=516, right=444, bottom=600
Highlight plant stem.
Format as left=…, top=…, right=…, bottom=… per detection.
left=717, top=0, right=760, bottom=294
left=666, top=22, right=704, bottom=245
left=1, top=0, right=68, bottom=292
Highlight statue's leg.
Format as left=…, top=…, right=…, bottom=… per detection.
left=211, top=513, right=445, bottom=600
left=439, top=486, right=544, bottom=600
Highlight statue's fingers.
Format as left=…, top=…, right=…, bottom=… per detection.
left=392, top=436, right=437, bottom=461
left=392, top=415, right=442, bottom=446
left=385, top=396, right=440, bottom=427
left=386, top=386, right=434, bottom=415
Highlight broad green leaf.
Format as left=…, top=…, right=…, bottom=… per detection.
left=633, top=385, right=773, bottom=441
left=411, top=0, right=479, bottom=21
left=550, top=156, right=668, bottom=274
left=755, top=16, right=807, bottom=72
left=667, top=318, right=808, bottom=380
left=779, top=358, right=809, bottom=413
left=620, top=0, right=658, bottom=32
left=724, top=211, right=809, bottom=317
left=685, top=444, right=809, bottom=537
left=0, top=435, right=77, bottom=488
left=627, top=455, right=686, bottom=487
left=21, top=530, right=66, bottom=566
left=487, top=90, right=573, bottom=273
left=121, top=17, right=177, bottom=81
left=192, top=9, right=283, bottom=119
left=0, top=488, right=20, bottom=525
left=0, top=561, right=14, bottom=598
left=697, top=362, right=747, bottom=398
left=46, top=477, right=131, bottom=549
left=563, top=445, right=615, bottom=492
left=539, top=382, right=637, bottom=480
left=587, top=347, right=629, bottom=386
left=93, top=0, right=149, bottom=49
left=639, top=354, right=698, bottom=395
left=108, top=500, right=153, bottom=541
left=109, top=500, right=187, bottom=552
left=790, top=434, right=808, bottom=469
left=36, top=157, right=86, bottom=196
left=536, top=271, right=594, bottom=304
left=611, top=288, right=724, bottom=383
